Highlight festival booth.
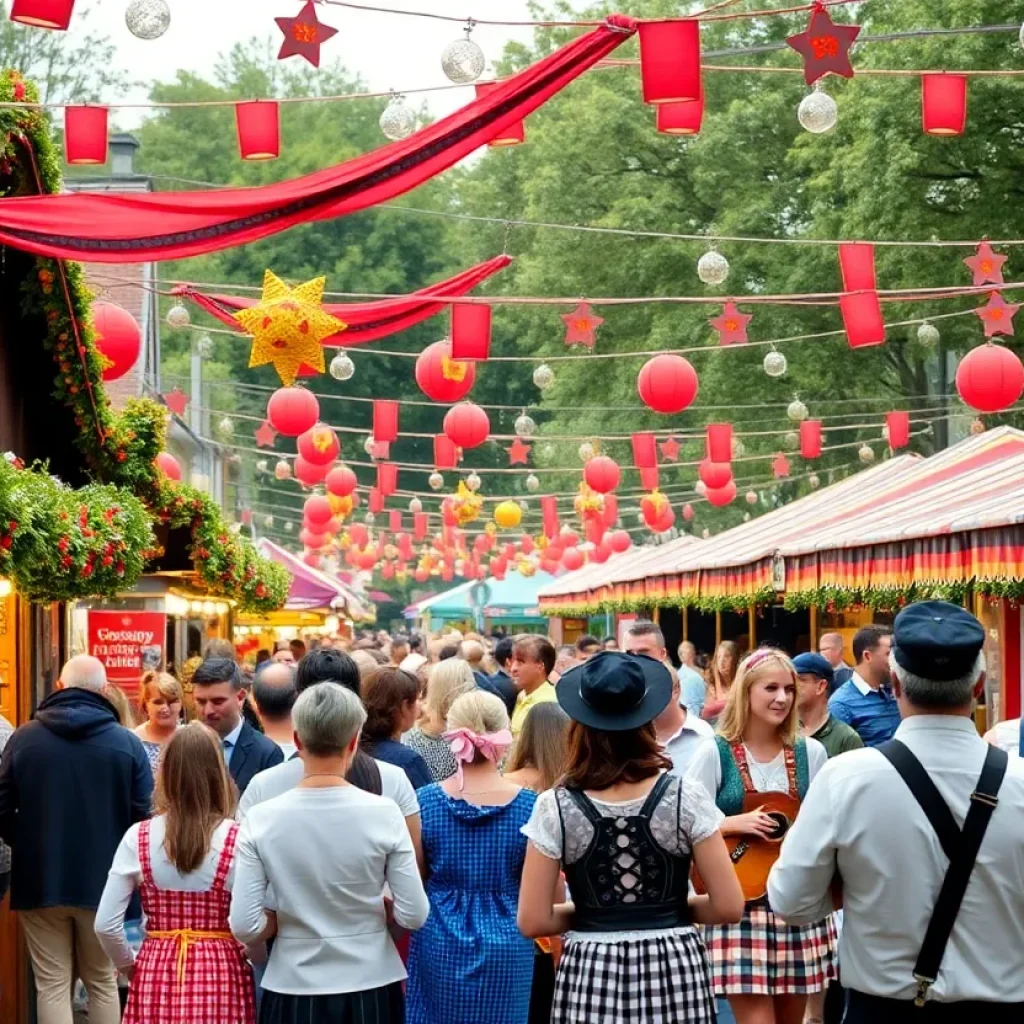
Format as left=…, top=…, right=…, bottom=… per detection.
left=411, top=570, right=556, bottom=634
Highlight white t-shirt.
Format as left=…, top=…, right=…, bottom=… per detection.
left=662, top=714, right=716, bottom=776
left=685, top=736, right=828, bottom=801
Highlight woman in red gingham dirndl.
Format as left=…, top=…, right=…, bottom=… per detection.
left=125, top=818, right=255, bottom=1024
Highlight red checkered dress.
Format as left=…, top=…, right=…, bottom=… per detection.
left=124, top=819, right=256, bottom=1024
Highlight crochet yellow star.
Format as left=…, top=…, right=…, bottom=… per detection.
left=235, top=271, right=346, bottom=387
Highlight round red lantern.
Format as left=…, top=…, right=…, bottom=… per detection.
left=560, top=530, right=580, bottom=548
left=235, top=100, right=280, bottom=161
left=11, top=0, right=76, bottom=29
left=294, top=455, right=330, bottom=487
left=349, top=524, right=369, bottom=548
left=267, top=387, right=319, bottom=437
left=443, top=402, right=490, bottom=449
left=154, top=451, right=181, bottom=482
left=706, top=480, right=737, bottom=507
left=297, top=423, right=340, bottom=466
left=91, top=302, right=141, bottom=381
left=303, top=552, right=322, bottom=569
left=356, top=550, right=377, bottom=571
left=583, top=455, right=621, bottom=494
left=609, top=529, right=632, bottom=554
left=540, top=559, right=560, bottom=575
left=415, top=340, right=477, bottom=402
left=414, top=567, right=430, bottom=583
left=956, top=343, right=1024, bottom=413
left=646, top=504, right=675, bottom=533
left=637, top=354, right=698, bottom=414
left=592, top=539, right=613, bottom=564
left=64, top=105, right=108, bottom=165
left=303, top=495, right=333, bottom=527
left=326, top=464, right=357, bottom=497
left=697, top=459, right=732, bottom=490
left=300, top=528, right=328, bottom=549
left=520, top=534, right=535, bottom=555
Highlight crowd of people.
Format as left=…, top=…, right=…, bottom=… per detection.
left=0, top=605, right=1023, bottom=1024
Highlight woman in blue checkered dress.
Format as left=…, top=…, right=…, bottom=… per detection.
left=406, top=692, right=536, bottom=1024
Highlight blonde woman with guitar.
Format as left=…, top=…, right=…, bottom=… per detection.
left=687, top=648, right=836, bottom=1024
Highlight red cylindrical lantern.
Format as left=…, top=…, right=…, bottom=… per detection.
left=609, top=530, right=631, bottom=554
left=602, top=493, right=618, bottom=529
left=655, top=93, right=704, bottom=135
left=349, top=524, right=369, bottom=548
left=368, top=487, right=385, bottom=514
left=11, top=0, right=75, bottom=28
left=474, top=81, right=526, bottom=146
left=388, top=510, right=402, bottom=533
left=443, top=402, right=490, bottom=449
left=433, top=434, right=458, bottom=470
left=631, top=432, right=658, bottom=469
left=697, top=459, right=732, bottom=489
left=64, top=106, right=108, bottom=165
left=267, top=387, right=319, bottom=437
left=373, top=399, right=399, bottom=443
left=415, top=339, right=477, bottom=402
left=297, top=424, right=340, bottom=466
left=886, top=411, right=910, bottom=450
left=304, top=495, right=333, bottom=527
left=840, top=291, right=886, bottom=348
left=637, top=354, right=699, bottom=414
left=706, top=480, right=737, bottom=507
left=325, top=464, right=357, bottom=497
left=377, top=462, right=398, bottom=497
left=922, top=74, right=968, bottom=136
left=235, top=100, right=280, bottom=161
left=640, top=466, right=660, bottom=491
left=839, top=243, right=877, bottom=292
left=154, top=451, right=182, bottom=482
left=91, top=302, right=141, bottom=381
left=583, top=455, right=621, bottom=494
left=799, top=420, right=823, bottom=459
left=706, top=423, right=732, bottom=463
left=956, top=343, right=1024, bottom=413
left=450, top=303, right=492, bottom=361
left=413, top=512, right=428, bottom=540
left=541, top=495, right=559, bottom=540
left=638, top=20, right=701, bottom=104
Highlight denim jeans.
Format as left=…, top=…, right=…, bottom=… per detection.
left=716, top=998, right=736, bottom=1023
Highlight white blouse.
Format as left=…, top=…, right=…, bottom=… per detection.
left=685, top=736, right=828, bottom=802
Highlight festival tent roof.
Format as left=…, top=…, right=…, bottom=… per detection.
left=416, top=570, right=558, bottom=623
left=257, top=540, right=366, bottom=617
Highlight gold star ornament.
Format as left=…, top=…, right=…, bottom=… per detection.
left=235, top=271, right=346, bottom=387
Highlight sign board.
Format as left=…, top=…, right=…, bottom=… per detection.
left=771, top=551, right=786, bottom=593
left=87, top=611, right=167, bottom=693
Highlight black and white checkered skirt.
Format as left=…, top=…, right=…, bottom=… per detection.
left=551, top=926, right=716, bottom=1024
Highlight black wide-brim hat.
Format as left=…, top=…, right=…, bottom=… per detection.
left=557, top=650, right=674, bottom=732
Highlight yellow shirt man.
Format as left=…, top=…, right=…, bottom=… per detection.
left=511, top=680, right=557, bottom=737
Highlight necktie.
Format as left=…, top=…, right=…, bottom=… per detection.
left=222, top=738, right=233, bottom=764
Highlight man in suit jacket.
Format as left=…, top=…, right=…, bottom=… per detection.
left=192, top=657, right=283, bottom=795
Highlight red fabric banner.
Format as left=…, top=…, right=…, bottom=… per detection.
left=0, top=18, right=635, bottom=263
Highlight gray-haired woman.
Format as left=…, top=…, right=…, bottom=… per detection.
left=230, top=683, right=429, bottom=1024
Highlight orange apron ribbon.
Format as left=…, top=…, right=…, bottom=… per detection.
left=147, top=929, right=235, bottom=986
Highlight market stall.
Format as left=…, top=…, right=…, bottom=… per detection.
left=410, top=570, right=556, bottom=634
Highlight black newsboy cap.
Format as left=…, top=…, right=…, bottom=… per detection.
left=892, top=600, right=985, bottom=682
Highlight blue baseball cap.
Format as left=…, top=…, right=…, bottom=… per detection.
left=792, top=652, right=834, bottom=687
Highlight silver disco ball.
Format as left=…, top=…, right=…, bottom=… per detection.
left=380, top=97, right=416, bottom=141
left=330, top=352, right=355, bottom=381
left=125, top=0, right=170, bottom=40
left=441, top=33, right=485, bottom=84
left=798, top=86, right=838, bottom=134
left=697, top=249, right=729, bottom=286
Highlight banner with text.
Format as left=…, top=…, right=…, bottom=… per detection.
left=87, top=611, right=167, bottom=693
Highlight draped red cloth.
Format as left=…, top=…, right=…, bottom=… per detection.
left=0, top=17, right=635, bottom=263
left=175, top=254, right=511, bottom=348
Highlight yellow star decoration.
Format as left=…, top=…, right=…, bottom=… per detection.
left=234, top=271, right=346, bottom=387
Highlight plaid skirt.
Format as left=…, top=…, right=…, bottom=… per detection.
left=704, top=905, right=837, bottom=996
left=552, top=927, right=716, bottom=1024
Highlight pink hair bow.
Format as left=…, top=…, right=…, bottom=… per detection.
left=442, top=727, right=513, bottom=790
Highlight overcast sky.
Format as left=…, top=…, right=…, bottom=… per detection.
left=82, top=0, right=538, bottom=127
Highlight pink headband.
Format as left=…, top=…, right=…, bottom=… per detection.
left=443, top=727, right=513, bottom=790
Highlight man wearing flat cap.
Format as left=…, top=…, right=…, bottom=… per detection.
left=768, top=601, right=1024, bottom=1021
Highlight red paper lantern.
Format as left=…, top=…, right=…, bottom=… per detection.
left=64, top=106, right=108, bottom=165
left=705, top=423, right=733, bottom=463
left=300, top=528, right=328, bottom=549
left=267, top=387, right=319, bottom=436
left=450, top=303, right=492, bottom=361
left=154, top=451, right=182, bottom=482
left=91, top=302, right=141, bottom=381
left=682, top=503, right=694, bottom=522
left=706, top=480, right=737, bottom=507
left=377, top=462, right=398, bottom=497
left=584, top=455, right=621, bottom=494
left=235, top=100, right=280, bottom=160
left=638, top=20, right=701, bottom=104
left=520, top=534, right=535, bottom=554
left=839, top=243, right=876, bottom=292
left=297, top=424, right=340, bottom=466
left=373, top=399, right=399, bottom=443
left=294, top=455, right=330, bottom=487
left=326, top=464, right=357, bottom=497
left=562, top=547, right=585, bottom=572
left=698, top=459, right=732, bottom=490
left=799, top=420, right=823, bottom=459
left=886, top=411, right=910, bottom=449
left=415, top=339, right=477, bottom=402
left=433, top=435, right=458, bottom=470
left=474, top=81, right=526, bottom=146
left=304, top=552, right=323, bottom=569
left=592, top=539, right=613, bottom=564
left=541, top=495, right=559, bottom=539
left=349, top=524, right=369, bottom=548
left=637, top=354, right=699, bottom=414
left=922, top=74, right=967, bottom=136
left=443, top=402, right=490, bottom=449
left=609, top=530, right=632, bottom=554
left=656, top=94, right=704, bottom=135
left=413, top=512, right=428, bottom=541
left=639, top=466, right=659, bottom=491
left=11, top=0, right=75, bottom=28
left=414, top=567, right=430, bottom=583
left=602, top=494, right=618, bottom=529
left=956, top=343, right=1024, bottom=413
left=303, top=495, right=333, bottom=527
left=356, top=550, right=377, bottom=571
left=490, top=556, right=508, bottom=579
left=840, top=291, right=885, bottom=348
left=368, top=487, right=384, bottom=514
left=647, top=504, right=676, bottom=533
left=631, top=432, right=658, bottom=469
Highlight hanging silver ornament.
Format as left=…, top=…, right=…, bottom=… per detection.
left=466, top=471, right=482, bottom=492
left=256, top=459, right=269, bottom=474
left=525, top=473, right=539, bottom=493
left=702, top=528, right=711, bottom=539
left=745, top=490, right=757, bottom=505
left=440, top=24, right=485, bottom=84
left=166, top=303, right=190, bottom=329
left=695, top=480, right=708, bottom=497
left=798, top=82, right=838, bottom=134
left=263, top=515, right=274, bottom=528
left=697, top=249, right=730, bottom=286
left=808, top=473, right=821, bottom=489
left=636, top=511, right=646, bottom=525
left=274, top=459, right=291, bottom=481
left=514, top=413, right=536, bottom=439
left=125, top=0, right=170, bottom=39
left=763, top=350, right=788, bottom=378
left=731, top=436, right=746, bottom=459
left=195, top=333, right=214, bottom=359
left=858, top=443, right=875, bottom=464
left=217, top=416, right=234, bottom=437
left=429, top=471, right=444, bottom=491
left=787, top=398, right=809, bottom=422
left=784, top=430, right=799, bottom=450
left=408, top=497, right=423, bottom=513
left=518, top=500, right=529, bottom=514
left=916, top=321, right=940, bottom=347
left=540, top=444, right=555, bottom=461
left=743, top=513, right=751, bottom=522
left=379, top=94, right=416, bottom=141
left=330, top=352, right=355, bottom=381
left=364, top=436, right=377, bottom=457
left=970, top=417, right=986, bottom=436
left=364, top=512, right=376, bottom=526
left=533, top=364, right=554, bottom=391
left=578, top=441, right=595, bottom=462
left=284, top=521, right=293, bottom=533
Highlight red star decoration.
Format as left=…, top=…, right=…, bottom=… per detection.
left=507, top=438, right=532, bottom=465
left=975, top=291, right=1021, bottom=338
left=709, top=301, right=753, bottom=346
left=772, top=453, right=791, bottom=479
left=275, top=0, right=338, bottom=68
left=659, top=437, right=680, bottom=462
left=561, top=302, right=604, bottom=348
left=255, top=420, right=278, bottom=448
left=163, top=388, right=188, bottom=417
left=964, top=242, right=1007, bottom=288
left=786, top=4, right=861, bottom=85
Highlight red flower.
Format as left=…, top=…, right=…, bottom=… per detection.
left=116, top=562, right=125, bottom=574
left=13, top=83, right=25, bottom=101
left=60, top=555, right=72, bottom=569
left=0, top=537, right=11, bottom=551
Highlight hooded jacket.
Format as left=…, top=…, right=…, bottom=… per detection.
left=0, top=686, right=153, bottom=911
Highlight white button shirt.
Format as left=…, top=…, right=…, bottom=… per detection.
left=768, top=715, right=1024, bottom=1003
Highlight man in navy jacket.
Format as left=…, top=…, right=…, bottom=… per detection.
left=0, top=654, right=152, bottom=1024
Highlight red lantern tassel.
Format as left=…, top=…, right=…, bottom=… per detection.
left=838, top=243, right=876, bottom=291
left=840, top=291, right=886, bottom=348
left=377, top=462, right=398, bottom=497
left=638, top=20, right=701, bottom=104
left=368, top=487, right=384, bottom=514
left=413, top=512, right=428, bottom=541
left=450, top=303, right=492, bottom=361
left=705, top=423, right=732, bottom=463
left=639, top=466, right=659, bottom=491
left=10, top=0, right=75, bottom=29
left=602, top=493, right=618, bottom=529
left=372, top=399, right=399, bottom=443
left=799, top=420, right=822, bottom=459
left=474, top=82, right=526, bottom=146
left=389, top=510, right=402, bottom=533
left=235, top=100, right=280, bottom=161
left=922, top=74, right=967, bottom=137
left=631, top=432, right=658, bottom=469
left=886, top=411, right=910, bottom=449
left=433, top=435, right=458, bottom=470
left=541, top=495, right=559, bottom=540
left=64, top=106, right=108, bottom=165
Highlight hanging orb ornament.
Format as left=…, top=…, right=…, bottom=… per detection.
left=275, top=459, right=292, bottom=481
left=702, top=528, right=711, bottom=539
left=917, top=321, right=940, bottom=347
left=125, top=0, right=170, bottom=39
left=798, top=82, right=838, bottom=134
left=745, top=490, right=757, bottom=505
left=784, top=431, right=799, bottom=451
left=409, top=497, right=423, bottom=513
left=217, top=416, right=234, bottom=437
left=732, top=436, right=746, bottom=459
left=440, top=24, right=485, bottom=84
left=956, top=343, right=1024, bottom=413
left=379, top=94, right=416, bottom=141
left=808, top=473, right=821, bottom=489
left=519, top=500, right=529, bottom=514
left=263, top=515, right=274, bottom=528
left=697, top=248, right=730, bottom=286
left=166, top=303, right=190, bottom=330
left=578, top=441, right=595, bottom=462
left=329, top=352, right=355, bottom=381
left=514, top=413, right=537, bottom=439
left=763, top=350, right=788, bottom=378
left=525, top=473, right=539, bottom=493
left=256, top=459, right=268, bottom=474
left=429, top=471, right=444, bottom=491
left=970, top=417, right=986, bottom=435
left=195, top=333, right=214, bottom=359
left=364, top=512, right=376, bottom=526
left=787, top=398, right=809, bottom=422
left=533, top=363, right=555, bottom=391
left=858, top=444, right=875, bottom=464
left=466, top=471, right=482, bottom=493
left=284, top=521, right=293, bottom=533
left=363, top=436, right=377, bottom=457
